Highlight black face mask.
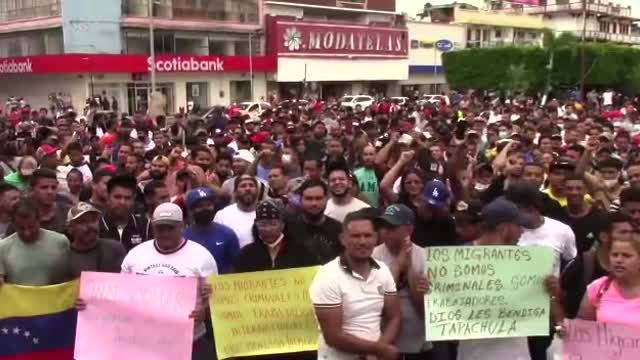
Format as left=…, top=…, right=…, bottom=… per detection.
left=192, top=208, right=215, bottom=225
left=150, top=170, right=166, bottom=181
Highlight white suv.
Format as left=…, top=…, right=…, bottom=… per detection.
left=340, top=95, right=375, bottom=110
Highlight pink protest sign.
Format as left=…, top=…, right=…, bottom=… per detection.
left=563, top=319, right=640, bottom=360
left=74, top=272, right=198, bottom=360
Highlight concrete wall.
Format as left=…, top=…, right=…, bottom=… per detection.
left=277, top=58, right=409, bottom=82
left=408, top=22, right=466, bottom=67
left=62, top=0, right=122, bottom=53
left=0, top=73, right=88, bottom=110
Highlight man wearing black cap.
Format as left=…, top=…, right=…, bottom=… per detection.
left=373, top=204, right=431, bottom=359
left=233, top=198, right=315, bottom=272
left=457, top=198, right=532, bottom=360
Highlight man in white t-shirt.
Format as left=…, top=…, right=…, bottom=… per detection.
left=310, top=209, right=401, bottom=360
left=121, top=202, right=218, bottom=360
left=325, top=167, right=370, bottom=223
left=506, top=183, right=576, bottom=360
left=214, top=174, right=258, bottom=248
left=507, top=183, right=577, bottom=276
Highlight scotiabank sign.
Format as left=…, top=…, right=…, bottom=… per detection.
left=0, top=54, right=276, bottom=75
left=270, top=19, right=408, bottom=58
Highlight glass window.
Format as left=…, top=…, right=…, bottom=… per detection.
left=230, top=81, right=251, bottom=103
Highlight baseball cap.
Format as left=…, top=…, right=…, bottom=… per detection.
left=152, top=203, right=183, bottom=226
left=505, top=182, right=540, bottom=209
left=185, top=187, right=215, bottom=208
left=67, top=202, right=101, bottom=223
left=481, top=198, right=531, bottom=228
left=233, top=149, right=255, bottom=164
left=423, top=180, right=450, bottom=208
left=378, top=204, right=415, bottom=226
left=36, top=144, right=58, bottom=161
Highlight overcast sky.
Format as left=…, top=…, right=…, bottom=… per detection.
left=397, top=0, right=640, bottom=18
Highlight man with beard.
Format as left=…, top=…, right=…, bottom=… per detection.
left=64, top=202, right=126, bottom=279
left=214, top=174, right=259, bottom=248
left=353, top=144, right=382, bottom=207
left=325, top=167, right=370, bottom=223
left=139, top=155, right=170, bottom=189
left=285, top=179, right=343, bottom=265
left=221, top=150, right=269, bottom=203
left=214, top=152, right=233, bottom=185
left=183, top=187, right=240, bottom=274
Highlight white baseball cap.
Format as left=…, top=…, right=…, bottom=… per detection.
left=233, top=149, right=255, bottom=164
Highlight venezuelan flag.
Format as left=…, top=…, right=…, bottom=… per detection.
left=0, top=281, right=78, bottom=360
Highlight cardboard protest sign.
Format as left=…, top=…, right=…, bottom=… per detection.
left=564, top=319, right=640, bottom=360
left=208, top=267, right=319, bottom=359
left=74, top=272, right=198, bottom=360
left=425, top=246, right=554, bottom=341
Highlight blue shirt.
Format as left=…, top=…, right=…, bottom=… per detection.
left=183, top=222, right=240, bottom=274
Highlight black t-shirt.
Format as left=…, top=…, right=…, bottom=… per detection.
left=285, top=215, right=343, bottom=265
left=560, top=250, right=607, bottom=319
left=540, top=192, right=567, bottom=223
left=563, top=206, right=605, bottom=253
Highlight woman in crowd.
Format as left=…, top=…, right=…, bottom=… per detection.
left=577, top=233, right=640, bottom=324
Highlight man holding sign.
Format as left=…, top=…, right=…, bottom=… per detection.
left=426, top=198, right=551, bottom=360
left=121, top=202, right=218, bottom=360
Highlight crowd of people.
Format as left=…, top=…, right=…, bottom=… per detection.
left=1, top=90, right=640, bottom=360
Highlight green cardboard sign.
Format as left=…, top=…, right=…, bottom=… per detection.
left=425, top=246, right=554, bottom=341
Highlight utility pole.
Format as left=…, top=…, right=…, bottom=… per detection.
left=249, top=32, right=254, bottom=102
left=580, top=0, right=587, bottom=100
left=149, top=0, right=156, bottom=97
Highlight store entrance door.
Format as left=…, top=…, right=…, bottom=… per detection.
left=126, top=82, right=175, bottom=115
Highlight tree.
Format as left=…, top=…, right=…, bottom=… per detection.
left=541, top=29, right=579, bottom=103
left=630, top=64, right=640, bottom=95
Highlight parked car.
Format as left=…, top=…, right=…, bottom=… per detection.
left=391, top=96, right=410, bottom=105
left=339, top=95, right=375, bottom=109
left=423, top=94, right=445, bottom=104
left=238, top=102, right=272, bottom=117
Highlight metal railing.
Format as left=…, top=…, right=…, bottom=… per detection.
left=122, top=0, right=259, bottom=24
left=0, top=0, right=61, bottom=22
left=466, top=39, right=540, bottom=48
left=569, top=30, right=640, bottom=45
left=523, top=2, right=634, bottom=18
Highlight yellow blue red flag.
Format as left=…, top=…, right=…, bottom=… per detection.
left=0, top=280, right=78, bottom=360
